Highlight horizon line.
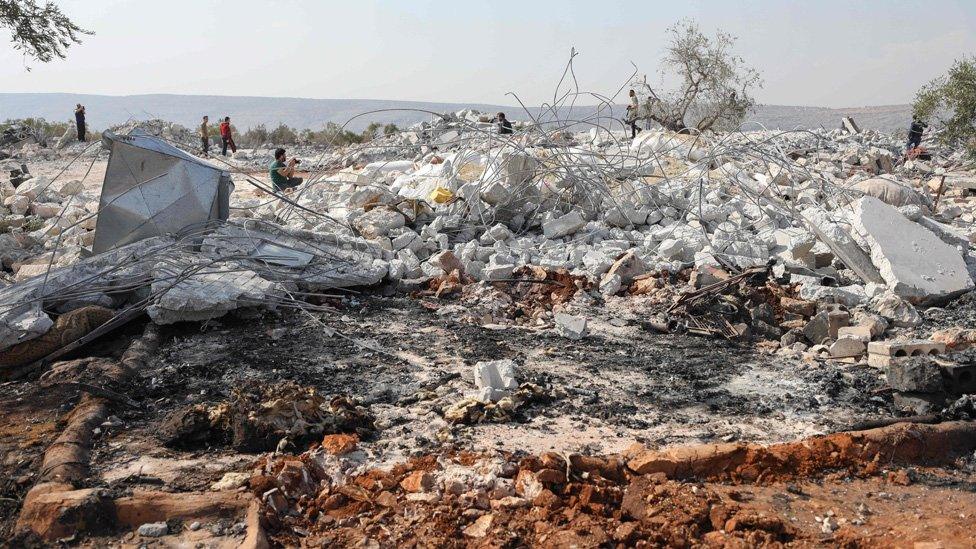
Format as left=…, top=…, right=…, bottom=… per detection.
left=0, top=91, right=912, bottom=112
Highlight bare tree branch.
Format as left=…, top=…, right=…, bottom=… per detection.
left=635, top=19, right=762, bottom=134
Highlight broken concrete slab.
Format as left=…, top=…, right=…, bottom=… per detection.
left=554, top=313, right=587, bottom=340
left=851, top=196, right=974, bottom=305
left=798, top=207, right=884, bottom=286
left=871, top=292, right=922, bottom=327
left=600, top=273, right=622, bottom=295
left=146, top=261, right=284, bottom=325
left=483, top=263, right=514, bottom=281
left=0, top=302, right=53, bottom=351
left=837, top=325, right=872, bottom=342
left=853, top=178, right=925, bottom=208
left=353, top=208, right=406, bottom=239
left=841, top=117, right=861, bottom=134
left=542, top=212, right=585, bottom=239
left=829, top=337, right=866, bottom=359
left=852, top=310, right=888, bottom=338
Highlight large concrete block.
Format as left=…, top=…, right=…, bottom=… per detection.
left=886, top=359, right=944, bottom=393
left=851, top=196, right=974, bottom=305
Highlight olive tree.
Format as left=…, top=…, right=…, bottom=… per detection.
left=914, top=56, right=976, bottom=158
left=1, top=0, right=92, bottom=65
left=635, top=20, right=761, bottom=133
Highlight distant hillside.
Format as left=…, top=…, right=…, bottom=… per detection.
left=742, top=104, right=911, bottom=134
left=0, top=93, right=912, bottom=134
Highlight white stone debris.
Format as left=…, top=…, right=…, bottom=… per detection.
left=0, top=302, right=53, bottom=350
left=2, top=108, right=976, bottom=355
left=554, top=312, right=588, bottom=340
left=138, top=522, right=169, bottom=537
left=473, top=359, right=518, bottom=402
left=829, top=336, right=866, bottom=358
left=871, top=291, right=923, bottom=327
left=543, top=212, right=586, bottom=239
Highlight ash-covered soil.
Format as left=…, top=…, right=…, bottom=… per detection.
left=87, top=294, right=888, bottom=478
left=2, top=291, right=974, bottom=543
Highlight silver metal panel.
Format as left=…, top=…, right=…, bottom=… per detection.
left=93, top=131, right=231, bottom=253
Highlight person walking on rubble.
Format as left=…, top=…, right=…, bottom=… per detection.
left=496, top=112, right=513, bottom=135
left=200, top=115, right=211, bottom=157
left=74, top=104, right=86, bottom=142
left=219, top=116, right=237, bottom=156
left=907, top=116, right=927, bottom=152
left=626, top=89, right=641, bottom=139
left=269, top=148, right=303, bottom=192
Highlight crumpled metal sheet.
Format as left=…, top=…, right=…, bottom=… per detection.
left=93, top=129, right=233, bottom=253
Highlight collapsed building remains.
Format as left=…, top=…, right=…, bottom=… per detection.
left=1, top=94, right=975, bottom=545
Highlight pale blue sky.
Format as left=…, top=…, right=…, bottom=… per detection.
left=1, top=0, right=974, bottom=107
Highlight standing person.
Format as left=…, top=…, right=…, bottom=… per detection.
left=269, top=148, right=303, bottom=192
left=74, top=104, right=86, bottom=142
left=907, top=116, right=927, bottom=152
left=200, top=116, right=210, bottom=157
left=219, top=116, right=237, bottom=156
left=496, top=112, right=513, bottom=135
left=626, top=89, right=641, bottom=139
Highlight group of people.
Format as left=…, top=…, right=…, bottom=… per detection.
left=197, top=115, right=300, bottom=194
left=71, top=103, right=930, bottom=199
left=199, top=115, right=238, bottom=158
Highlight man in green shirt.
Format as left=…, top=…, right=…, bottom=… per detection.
left=269, top=148, right=303, bottom=192
left=200, top=116, right=210, bottom=157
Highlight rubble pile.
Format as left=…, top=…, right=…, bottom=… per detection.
left=105, top=118, right=197, bottom=149
left=249, top=418, right=976, bottom=547
left=2, top=103, right=976, bottom=544
left=229, top=110, right=975, bottom=312
left=0, top=159, right=97, bottom=284
left=160, top=380, right=375, bottom=452
left=0, top=109, right=974, bottom=377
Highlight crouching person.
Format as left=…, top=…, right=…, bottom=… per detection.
left=270, top=148, right=303, bottom=192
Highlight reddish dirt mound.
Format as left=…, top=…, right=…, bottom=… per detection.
left=250, top=421, right=976, bottom=547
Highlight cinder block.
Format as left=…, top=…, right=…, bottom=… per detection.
left=868, top=339, right=946, bottom=358
left=942, top=363, right=976, bottom=394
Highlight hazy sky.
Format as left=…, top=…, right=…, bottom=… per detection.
left=1, top=0, right=974, bottom=107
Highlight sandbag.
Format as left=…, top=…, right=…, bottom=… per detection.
left=0, top=306, right=115, bottom=372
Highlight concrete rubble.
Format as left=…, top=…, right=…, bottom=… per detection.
left=553, top=312, right=588, bottom=340
left=2, top=106, right=976, bottom=546
left=473, top=359, right=519, bottom=402
left=0, top=114, right=974, bottom=367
